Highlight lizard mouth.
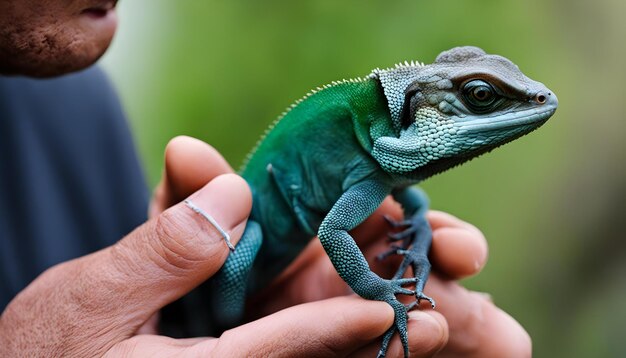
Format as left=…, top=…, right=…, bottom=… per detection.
left=458, top=107, right=557, bottom=134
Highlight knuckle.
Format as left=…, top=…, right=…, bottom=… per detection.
left=212, top=328, right=258, bottom=357
left=107, top=203, right=233, bottom=292
left=149, top=208, right=214, bottom=274
left=154, top=208, right=200, bottom=247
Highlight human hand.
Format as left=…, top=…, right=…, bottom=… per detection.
left=0, top=139, right=251, bottom=356
left=150, top=136, right=531, bottom=357
left=252, top=207, right=531, bottom=357
left=3, top=136, right=506, bottom=357
left=143, top=136, right=452, bottom=357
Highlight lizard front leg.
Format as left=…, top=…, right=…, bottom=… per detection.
left=318, top=180, right=416, bottom=358
left=379, top=186, right=435, bottom=310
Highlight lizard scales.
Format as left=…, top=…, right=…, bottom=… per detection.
left=194, top=46, right=558, bottom=357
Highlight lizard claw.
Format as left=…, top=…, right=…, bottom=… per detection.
left=405, top=292, right=436, bottom=311
left=417, top=292, right=436, bottom=309
left=376, top=245, right=402, bottom=261
left=387, top=225, right=418, bottom=242
left=383, top=214, right=412, bottom=228
left=392, top=279, right=417, bottom=296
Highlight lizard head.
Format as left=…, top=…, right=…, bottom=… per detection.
left=375, top=46, right=558, bottom=180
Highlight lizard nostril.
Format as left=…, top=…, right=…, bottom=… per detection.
left=535, top=93, right=547, bottom=104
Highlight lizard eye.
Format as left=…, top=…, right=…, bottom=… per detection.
left=462, top=80, right=499, bottom=113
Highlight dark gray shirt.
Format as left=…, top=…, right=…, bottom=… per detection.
left=0, top=67, right=149, bottom=309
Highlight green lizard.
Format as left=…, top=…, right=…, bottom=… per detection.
left=186, top=46, right=557, bottom=357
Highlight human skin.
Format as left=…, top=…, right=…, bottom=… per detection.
left=0, top=0, right=118, bottom=77
left=0, top=136, right=530, bottom=357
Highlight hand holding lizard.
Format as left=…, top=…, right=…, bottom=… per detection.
left=0, top=136, right=529, bottom=357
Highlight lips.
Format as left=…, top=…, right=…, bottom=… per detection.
left=81, top=0, right=118, bottom=18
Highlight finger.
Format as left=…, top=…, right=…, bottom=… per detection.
left=425, top=276, right=531, bottom=357
left=206, top=296, right=391, bottom=357
left=2, top=174, right=251, bottom=357
left=426, top=210, right=481, bottom=232
left=105, top=303, right=446, bottom=358
left=352, top=310, right=448, bottom=358
left=104, top=335, right=218, bottom=357
left=150, top=136, right=233, bottom=217
left=109, top=174, right=250, bottom=315
left=193, top=296, right=446, bottom=358
left=427, top=211, right=487, bottom=279
left=366, top=209, right=488, bottom=280
left=164, top=136, right=234, bottom=199
left=429, top=224, right=488, bottom=279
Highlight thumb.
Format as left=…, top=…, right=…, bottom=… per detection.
left=150, top=136, right=234, bottom=217
left=1, top=174, right=250, bottom=357
left=108, top=173, right=251, bottom=319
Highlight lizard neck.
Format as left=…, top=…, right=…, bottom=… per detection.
left=346, top=78, right=396, bottom=155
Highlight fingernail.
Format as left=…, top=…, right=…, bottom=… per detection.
left=407, top=311, right=449, bottom=355
left=408, top=310, right=426, bottom=321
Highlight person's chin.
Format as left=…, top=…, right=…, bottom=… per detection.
left=0, top=29, right=114, bottom=78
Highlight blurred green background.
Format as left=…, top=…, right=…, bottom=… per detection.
left=101, top=1, right=626, bottom=356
